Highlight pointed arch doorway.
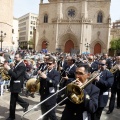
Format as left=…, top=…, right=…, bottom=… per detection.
left=64, top=40, right=74, bottom=53
left=42, top=41, right=47, bottom=49
left=94, top=43, right=101, bottom=54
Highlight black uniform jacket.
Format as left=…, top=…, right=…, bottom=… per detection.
left=8, top=61, right=26, bottom=93
left=39, top=68, right=60, bottom=105
left=112, top=69, right=120, bottom=90
left=61, top=83, right=100, bottom=120
left=106, top=58, right=113, bottom=70
left=95, top=70, right=114, bottom=107
left=66, top=64, right=77, bottom=79
left=89, top=62, right=98, bottom=73
left=38, top=63, right=47, bottom=72
left=57, top=60, right=68, bottom=72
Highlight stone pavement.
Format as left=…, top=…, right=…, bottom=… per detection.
left=0, top=90, right=120, bottom=120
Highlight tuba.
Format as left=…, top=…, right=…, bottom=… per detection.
left=110, top=64, right=120, bottom=74
left=66, top=71, right=100, bottom=104
left=26, top=70, right=47, bottom=93
left=0, top=64, right=11, bottom=80
left=26, top=75, right=40, bottom=93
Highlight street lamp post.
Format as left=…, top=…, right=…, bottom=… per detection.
left=0, top=31, right=6, bottom=51
left=85, top=43, right=90, bottom=53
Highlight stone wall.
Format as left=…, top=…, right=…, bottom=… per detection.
left=0, top=0, right=14, bottom=50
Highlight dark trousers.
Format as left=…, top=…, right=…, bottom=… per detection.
left=9, top=92, right=28, bottom=119
left=92, top=107, right=104, bottom=120
left=41, top=103, right=57, bottom=120
left=108, top=87, right=120, bottom=112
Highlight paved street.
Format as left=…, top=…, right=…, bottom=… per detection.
left=0, top=90, right=120, bottom=120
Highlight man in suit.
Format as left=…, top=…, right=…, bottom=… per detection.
left=4, top=53, right=29, bottom=120
left=38, top=55, right=49, bottom=72
left=103, top=53, right=113, bottom=70
left=60, top=56, right=77, bottom=88
left=38, top=56, right=60, bottom=120
left=106, top=56, right=120, bottom=114
left=92, top=59, right=114, bottom=120
left=57, top=55, right=68, bottom=77
left=75, top=54, right=83, bottom=66
left=61, top=63, right=100, bottom=120
left=87, top=56, right=98, bottom=73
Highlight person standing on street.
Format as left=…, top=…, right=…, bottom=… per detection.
left=38, top=56, right=60, bottom=120
left=4, top=53, right=29, bottom=120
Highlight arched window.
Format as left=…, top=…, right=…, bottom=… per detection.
left=44, top=14, right=48, bottom=23
left=97, top=12, right=103, bottom=23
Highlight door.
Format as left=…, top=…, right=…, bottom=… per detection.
left=42, top=41, right=47, bottom=49
left=94, top=43, right=101, bottom=54
left=64, top=40, right=74, bottom=53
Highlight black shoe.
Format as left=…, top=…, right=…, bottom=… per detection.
left=117, top=106, right=120, bottom=109
left=106, top=110, right=112, bottom=114
left=6, top=117, right=15, bottom=120
left=23, top=103, right=29, bottom=112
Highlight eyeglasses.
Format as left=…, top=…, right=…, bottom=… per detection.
left=75, top=72, right=85, bottom=75
left=46, top=63, right=53, bottom=65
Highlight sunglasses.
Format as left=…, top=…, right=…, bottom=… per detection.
left=47, top=63, right=53, bottom=65
left=99, top=63, right=106, bottom=66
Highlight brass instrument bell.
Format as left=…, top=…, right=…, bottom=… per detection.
left=66, top=71, right=100, bottom=104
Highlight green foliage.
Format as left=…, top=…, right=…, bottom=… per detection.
left=28, top=38, right=34, bottom=45
left=110, top=38, right=120, bottom=50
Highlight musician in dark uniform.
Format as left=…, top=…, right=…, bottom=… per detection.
left=61, top=63, right=100, bottom=120
left=92, top=59, right=114, bottom=120
left=38, top=55, right=49, bottom=72
left=106, top=56, right=120, bottom=114
left=59, top=56, right=77, bottom=88
left=38, top=56, right=60, bottom=120
left=4, top=53, right=29, bottom=120
left=87, top=56, right=98, bottom=73
left=75, top=54, right=83, bottom=66
left=57, top=55, right=68, bottom=77
left=103, top=53, right=113, bottom=70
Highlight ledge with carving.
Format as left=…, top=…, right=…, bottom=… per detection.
left=92, top=23, right=110, bottom=28
left=52, top=18, right=92, bottom=23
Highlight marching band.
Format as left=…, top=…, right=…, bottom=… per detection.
left=1, top=50, right=120, bottom=120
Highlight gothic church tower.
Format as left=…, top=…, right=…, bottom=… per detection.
left=36, top=0, right=111, bottom=54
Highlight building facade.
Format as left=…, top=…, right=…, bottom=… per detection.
left=113, top=20, right=120, bottom=29
left=12, top=17, right=19, bottom=51
left=36, top=0, right=111, bottom=54
left=0, top=0, right=14, bottom=50
left=18, top=13, right=38, bottom=49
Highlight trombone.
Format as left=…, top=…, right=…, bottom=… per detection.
left=21, top=71, right=100, bottom=120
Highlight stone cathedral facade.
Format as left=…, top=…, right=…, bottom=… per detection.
left=35, top=0, right=111, bottom=54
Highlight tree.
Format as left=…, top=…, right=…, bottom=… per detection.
left=28, top=38, right=34, bottom=49
left=110, top=38, right=120, bottom=55
left=28, top=38, right=34, bottom=45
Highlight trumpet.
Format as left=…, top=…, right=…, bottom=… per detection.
left=21, top=71, right=100, bottom=120
left=110, top=64, right=120, bottom=74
